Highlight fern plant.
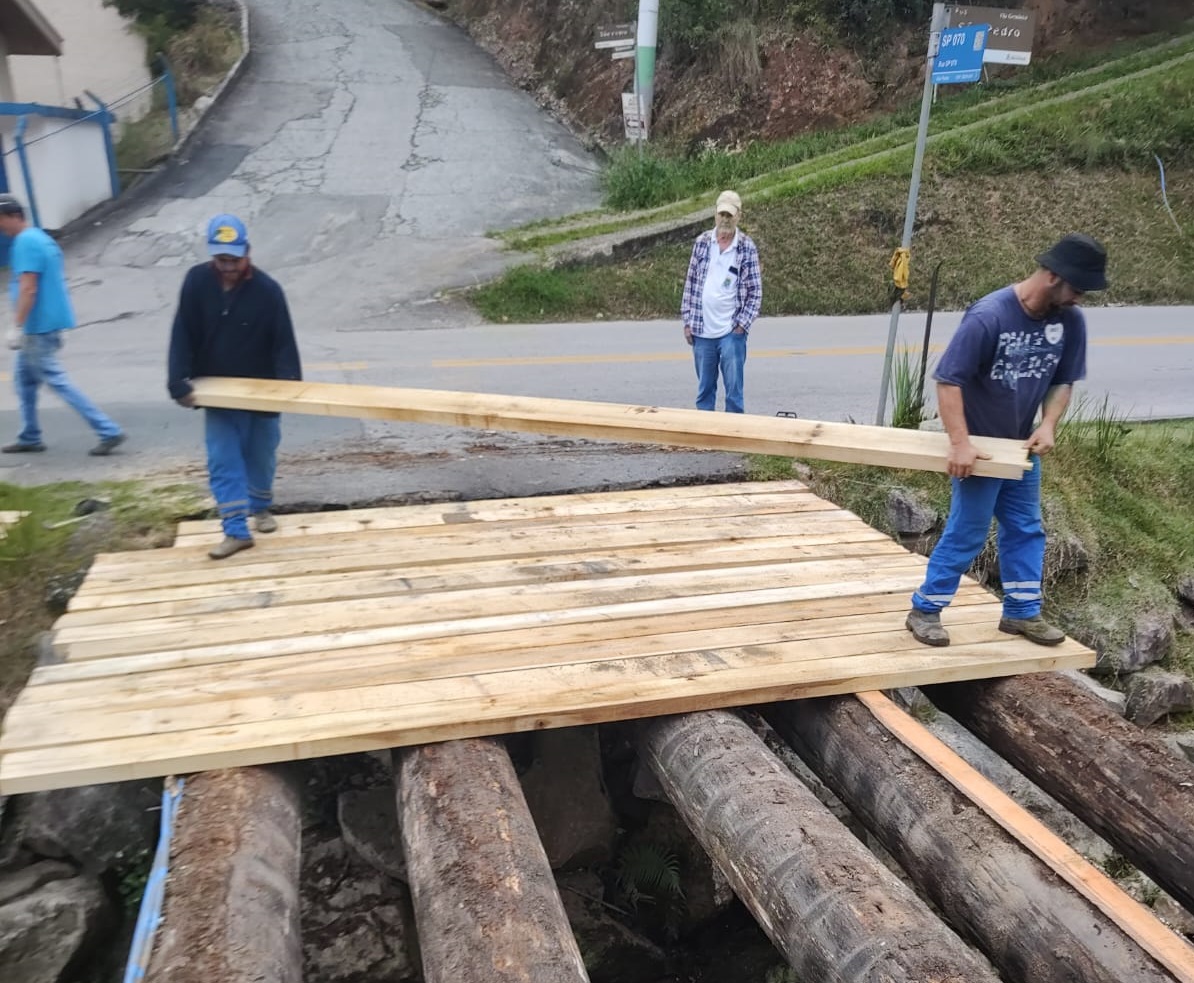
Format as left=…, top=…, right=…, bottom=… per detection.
left=615, top=841, right=684, bottom=912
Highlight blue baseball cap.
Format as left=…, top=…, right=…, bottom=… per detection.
left=206, top=214, right=249, bottom=257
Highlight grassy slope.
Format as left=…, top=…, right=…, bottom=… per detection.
left=473, top=41, right=1194, bottom=321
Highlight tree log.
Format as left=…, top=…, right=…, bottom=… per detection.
left=926, top=673, right=1194, bottom=913
left=640, top=710, right=999, bottom=983
left=147, top=767, right=302, bottom=983
left=395, top=738, right=589, bottom=983
left=766, top=696, right=1177, bottom=983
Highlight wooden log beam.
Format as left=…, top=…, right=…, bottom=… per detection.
left=147, top=767, right=302, bottom=983
left=765, top=694, right=1191, bottom=983
left=640, top=710, right=1001, bottom=983
left=395, top=738, right=589, bottom=983
left=189, top=376, right=1031, bottom=479
left=925, top=673, right=1194, bottom=914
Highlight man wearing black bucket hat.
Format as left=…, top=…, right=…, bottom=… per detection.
left=906, top=233, right=1108, bottom=648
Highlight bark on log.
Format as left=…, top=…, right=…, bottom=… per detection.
left=926, top=673, right=1194, bottom=913
left=147, top=767, right=302, bottom=983
left=395, top=738, right=589, bottom=983
left=640, top=710, right=1000, bottom=983
left=766, top=696, right=1177, bottom=983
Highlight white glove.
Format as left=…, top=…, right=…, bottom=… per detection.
left=5, top=326, right=22, bottom=351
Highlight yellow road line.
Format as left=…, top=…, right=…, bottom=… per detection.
left=433, top=335, right=1194, bottom=369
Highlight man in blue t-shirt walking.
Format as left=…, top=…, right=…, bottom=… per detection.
left=0, top=195, right=125, bottom=455
left=906, top=233, right=1108, bottom=648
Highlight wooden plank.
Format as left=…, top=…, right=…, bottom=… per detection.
left=0, top=510, right=29, bottom=539
left=0, top=641, right=1091, bottom=793
left=31, top=587, right=998, bottom=689
left=58, top=536, right=911, bottom=625
left=189, top=377, right=1032, bottom=479
left=53, top=556, right=932, bottom=660
left=15, top=607, right=1010, bottom=727
left=171, top=482, right=817, bottom=543
left=855, top=691, right=1194, bottom=983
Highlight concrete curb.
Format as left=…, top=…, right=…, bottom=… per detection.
left=171, top=0, right=251, bottom=158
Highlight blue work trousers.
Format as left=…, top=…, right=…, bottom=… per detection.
left=14, top=332, right=122, bottom=445
left=693, top=331, right=747, bottom=413
left=912, top=456, right=1045, bottom=619
left=205, top=408, right=281, bottom=540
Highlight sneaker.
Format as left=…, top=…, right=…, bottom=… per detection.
left=998, top=615, right=1066, bottom=647
left=906, top=609, right=950, bottom=647
left=253, top=510, right=278, bottom=534
left=2, top=441, right=46, bottom=453
left=209, top=536, right=254, bottom=560
left=89, top=433, right=126, bottom=456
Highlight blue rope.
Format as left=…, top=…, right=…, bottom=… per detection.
left=123, top=777, right=185, bottom=983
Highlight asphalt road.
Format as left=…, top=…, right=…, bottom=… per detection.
left=1, top=0, right=1191, bottom=503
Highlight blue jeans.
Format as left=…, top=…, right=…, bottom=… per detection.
left=912, top=456, right=1045, bottom=619
left=205, top=408, right=281, bottom=540
left=693, top=331, right=747, bottom=413
left=13, top=332, right=122, bottom=445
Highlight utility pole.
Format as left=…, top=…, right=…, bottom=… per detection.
left=635, top=0, right=659, bottom=142
left=875, top=2, right=947, bottom=426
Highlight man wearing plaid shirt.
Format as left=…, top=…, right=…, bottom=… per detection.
left=681, top=189, right=762, bottom=413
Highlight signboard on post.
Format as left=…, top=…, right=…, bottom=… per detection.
left=595, top=23, right=636, bottom=49
left=622, top=92, right=647, bottom=142
left=948, top=5, right=1036, bottom=64
left=931, top=24, right=988, bottom=84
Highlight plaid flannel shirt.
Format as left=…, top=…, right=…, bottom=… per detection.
left=680, top=230, right=762, bottom=337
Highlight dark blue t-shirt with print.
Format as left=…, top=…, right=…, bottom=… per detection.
left=933, top=286, right=1087, bottom=441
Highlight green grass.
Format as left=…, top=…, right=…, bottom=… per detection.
left=747, top=416, right=1194, bottom=692
left=0, top=481, right=204, bottom=718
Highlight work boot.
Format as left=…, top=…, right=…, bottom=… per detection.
left=906, top=609, right=950, bottom=647
left=89, top=433, right=126, bottom=456
left=209, top=536, right=254, bottom=560
left=253, top=510, right=278, bottom=534
left=2, top=441, right=46, bottom=453
left=998, top=615, right=1066, bottom=646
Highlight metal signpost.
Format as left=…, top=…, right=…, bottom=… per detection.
left=948, top=5, right=1036, bottom=64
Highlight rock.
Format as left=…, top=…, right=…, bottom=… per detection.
left=33, top=632, right=61, bottom=668
left=1177, top=574, right=1194, bottom=607
left=0, top=861, right=75, bottom=906
left=1124, top=670, right=1194, bottom=727
left=886, top=488, right=937, bottom=536
left=631, top=760, right=669, bottom=803
left=1058, top=669, right=1126, bottom=715
left=1093, top=613, right=1174, bottom=674
left=520, top=726, right=617, bottom=870
left=1043, top=531, right=1089, bottom=578
left=72, top=498, right=110, bottom=517
left=337, top=787, right=406, bottom=882
left=1162, top=732, right=1194, bottom=765
left=557, top=871, right=668, bottom=983
left=0, top=874, right=111, bottom=982
left=42, top=570, right=86, bottom=614
left=18, top=781, right=159, bottom=872
left=1152, top=892, right=1194, bottom=938
left=302, top=833, right=417, bottom=982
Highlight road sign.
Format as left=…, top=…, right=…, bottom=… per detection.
left=595, top=23, right=636, bottom=50
left=622, top=92, right=647, bottom=142
left=931, top=23, right=988, bottom=84
left=948, top=5, right=1036, bottom=64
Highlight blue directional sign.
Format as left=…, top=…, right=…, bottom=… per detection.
left=932, top=24, right=989, bottom=84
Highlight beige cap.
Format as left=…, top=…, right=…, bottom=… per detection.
left=715, top=190, right=742, bottom=218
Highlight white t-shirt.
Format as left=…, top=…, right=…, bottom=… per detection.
left=700, top=230, right=739, bottom=339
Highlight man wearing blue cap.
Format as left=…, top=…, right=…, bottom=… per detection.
left=906, top=233, right=1107, bottom=648
left=168, top=214, right=302, bottom=559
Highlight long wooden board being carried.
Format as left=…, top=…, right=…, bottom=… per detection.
left=190, top=377, right=1031, bottom=479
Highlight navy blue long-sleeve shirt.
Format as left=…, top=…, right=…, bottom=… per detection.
left=167, top=262, right=302, bottom=400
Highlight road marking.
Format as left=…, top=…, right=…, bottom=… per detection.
left=306, top=361, right=370, bottom=372
left=433, top=335, right=1194, bottom=369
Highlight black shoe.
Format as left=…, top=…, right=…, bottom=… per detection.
left=89, top=433, right=126, bottom=456
left=2, top=441, right=46, bottom=453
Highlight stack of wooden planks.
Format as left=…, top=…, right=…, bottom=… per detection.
left=0, top=511, right=29, bottom=539
left=0, top=481, right=1092, bottom=793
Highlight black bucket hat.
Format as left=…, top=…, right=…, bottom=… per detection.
left=1036, top=233, right=1108, bottom=292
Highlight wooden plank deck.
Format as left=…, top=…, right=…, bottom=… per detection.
left=0, top=481, right=1094, bottom=793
